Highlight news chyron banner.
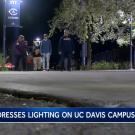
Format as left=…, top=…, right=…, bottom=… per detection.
left=6, top=0, right=20, bottom=27
left=0, top=108, right=135, bottom=123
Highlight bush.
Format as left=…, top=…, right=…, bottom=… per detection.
left=0, top=53, right=9, bottom=71
left=0, top=53, right=3, bottom=64
left=92, top=61, right=129, bottom=70
left=118, top=62, right=129, bottom=69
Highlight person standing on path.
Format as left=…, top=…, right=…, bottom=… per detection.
left=33, top=48, right=42, bottom=71
left=40, top=34, right=52, bottom=71
left=13, top=35, right=27, bottom=71
left=59, top=29, right=75, bottom=71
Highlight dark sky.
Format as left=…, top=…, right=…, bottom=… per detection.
left=0, top=0, right=62, bottom=50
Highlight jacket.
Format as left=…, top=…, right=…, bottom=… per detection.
left=40, top=39, right=52, bottom=54
left=59, top=36, right=74, bottom=55
left=13, top=42, right=27, bottom=56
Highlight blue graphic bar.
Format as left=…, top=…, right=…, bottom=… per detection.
left=0, top=108, right=134, bottom=123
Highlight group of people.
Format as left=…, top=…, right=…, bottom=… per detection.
left=32, top=33, right=52, bottom=71
left=13, top=29, right=82, bottom=71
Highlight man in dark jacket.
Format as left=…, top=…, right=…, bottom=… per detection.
left=59, top=29, right=74, bottom=71
left=40, top=34, right=52, bottom=71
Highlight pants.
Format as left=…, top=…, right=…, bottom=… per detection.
left=26, top=55, right=33, bottom=71
left=33, top=57, right=41, bottom=71
left=60, top=53, right=72, bottom=71
left=82, top=57, right=86, bottom=66
left=14, top=55, right=26, bottom=71
left=42, top=53, right=51, bottom=70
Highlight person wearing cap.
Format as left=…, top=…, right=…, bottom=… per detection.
left=40, top=34, right=52, bottom=71
left=59, top=29, right=75, bottom=71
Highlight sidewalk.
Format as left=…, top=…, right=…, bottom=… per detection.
left=0, top=71, right=135, bottom=107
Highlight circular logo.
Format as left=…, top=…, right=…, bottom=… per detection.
left=9, top=8, right=18, bottom=16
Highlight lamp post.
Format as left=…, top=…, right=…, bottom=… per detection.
left=129, top=12, right=134, bottom=70
left=118, top=10, right=134, bottom=70
left=3, top=0, right=6, bottom=63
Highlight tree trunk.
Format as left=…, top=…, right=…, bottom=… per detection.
left=87, top=38, right=92, bottom=69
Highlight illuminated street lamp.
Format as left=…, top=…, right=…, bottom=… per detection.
left=33, top=38, right=41, bottom=47
left=36, top=38, right=41, bottom=42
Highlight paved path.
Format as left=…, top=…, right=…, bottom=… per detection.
left=0, top=71, right=135, bottom=106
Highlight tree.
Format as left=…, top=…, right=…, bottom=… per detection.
left=49, top=0, right=135, bottom=68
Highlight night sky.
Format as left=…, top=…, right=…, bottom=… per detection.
left=0, top=0, right=62, bottom=51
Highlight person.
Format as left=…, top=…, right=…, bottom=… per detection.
left=59, top=29, right=74, bottom=71
left=26, top=53, right=33, bottom=71
left=40, top=34, right=52, bottom=71
left=32, top=48, right=42, bottom=71
left=26, top=41, right=33, bottom=71
left=13, top=35, right=27, bottom=71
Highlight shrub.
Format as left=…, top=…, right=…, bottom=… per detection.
left=0, top=53, right=9, bottom=71
left=118, top=62, right=129, bottom=69
left=91, top=61, right=129, bottom=70
left=0, top=53, right=3, bottom=64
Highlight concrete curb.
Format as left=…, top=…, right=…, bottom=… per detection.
left=0, top=70, right=135, bottom=74
left=0, top=87, right=103, bottom=107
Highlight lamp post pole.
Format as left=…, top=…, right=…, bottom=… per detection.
left=3, top=0, right=6, bottom=63
left=129, top=12, right=134, bottom=70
